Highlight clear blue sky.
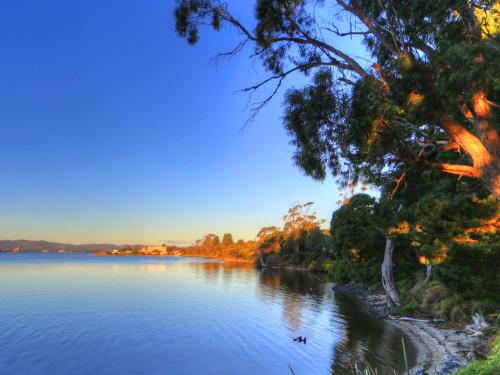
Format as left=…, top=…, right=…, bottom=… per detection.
left=0, top=0, right=367, bottom=245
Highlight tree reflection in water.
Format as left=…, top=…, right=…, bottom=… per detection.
left=256, top=267, right=416, bottom=374
left=185, top=261, right=415, bottom=374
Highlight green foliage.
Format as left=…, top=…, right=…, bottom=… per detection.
left=174, top=0, right=499, bottom=197
left=397, top=278, right=415, bottom=296
left=323, top=259, right=335, bottom=274
left=175, top=1, right=500, bottom=323
left=455, top=335, right=500, bottom=375
left=330, top=194, right=384, bottom=257
left=331, top=257, right=381, bottom=285
left=329, top=194, right=385, bottom=284
left=264, top=253, right=280, bottom=267
left=395, top=169, right=500, bottom=307
left=408, top=191, right=497, bottom=262
left=256, top=202, right=332, bottom=268
left=304, top=227, right=328, bottom=252
left=280, top=252, right=301, bottom=265
left=284, top=69, right=343, bottom=180
left=401, top=302, right=418, bottom=315
left=439, top=242, right=500, bottom=305
left=407, top=281, right=490, bottom=321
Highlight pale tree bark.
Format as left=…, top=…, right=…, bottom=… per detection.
left=425, top=264, right=433, bottom=283
left=381, top=236, right=401, bottom=307
left=258, top=249, right=267, bottom=268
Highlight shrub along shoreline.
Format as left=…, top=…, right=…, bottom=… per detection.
left=171, top=188, right=498, bottom=373
left=107, top=188, right=497, bottom=373
left=330, top=282, right=494, bottom=374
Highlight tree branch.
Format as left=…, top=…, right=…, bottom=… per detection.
left=216, top=3, right=369, bottom=77
left=441, top=116, right=493, bottom=169
left=423, top=162, right=480, bottom=178
left=285, top=14, right=369, bottom=77
left=337, top=0, right=401, bottom=56
left=323, top=25, right=369, bottom=37
left=399, top=156, right=480, bottom=178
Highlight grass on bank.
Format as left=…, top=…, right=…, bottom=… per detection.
left=454, top=335, right=500, bottom=375
left=350, top=338, right=410, bottom=375
left=350, top=335, right=500, bottom=375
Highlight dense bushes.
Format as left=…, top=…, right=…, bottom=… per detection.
left=438, top=243, right=500, bottom=305
left=181, top=191, right=499, bottom=322
left=329, top=194, right=386, bottom=284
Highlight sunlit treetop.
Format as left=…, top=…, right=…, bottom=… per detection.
left=282, top=202, right=325, bottom=240
left=222, top=233, right=234, bottom=246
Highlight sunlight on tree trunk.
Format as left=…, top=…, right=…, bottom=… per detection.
left=438, top=93, right=500, bottom=198
left=472, top=92, right=500, bottom=198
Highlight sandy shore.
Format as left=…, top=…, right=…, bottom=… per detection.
left=388, top=318, right=478, bottom=374
left=331, top=283, right=482, bottom=374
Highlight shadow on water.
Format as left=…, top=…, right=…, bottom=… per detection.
left=331, top=293, right=417, bottom=374
left=188, top=262, right=416, bottom=374
left=256, top=267, right=417, bottom=375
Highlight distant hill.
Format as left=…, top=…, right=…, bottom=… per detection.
left=0, top=240, right=128, bottom=253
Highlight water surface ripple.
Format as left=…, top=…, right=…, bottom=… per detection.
left=0, top=253, right=415, bottom=374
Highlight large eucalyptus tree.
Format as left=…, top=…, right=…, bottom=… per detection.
left=174, top=0, right=499, bottom=304
left=175, top=0, right=499, bottom=196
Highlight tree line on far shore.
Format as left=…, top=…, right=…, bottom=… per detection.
left=179, top=178, right=498, bottom=322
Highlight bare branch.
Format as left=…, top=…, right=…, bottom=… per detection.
left=212, top=38, right=250, bottom=63
left=323, top=25, right=369, bottom=37
left=337, top=0, right=402, bottom=56
left=213, top=3, right=369, bottom=77
left=241, top=61, right=336, bottom=124
left=284, top=13, right=369, bottom=77
left=389, top=167, right=410, bottom=197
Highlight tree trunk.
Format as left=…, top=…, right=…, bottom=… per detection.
left=381, top=236, right=400, bottom=307
left=258, top=250, right=267, bottom=268
left=439, top=95, right=500, bottom=198
left=480, top=163, right=500, bottom=199
left=425, top=264, right=433, bottom=283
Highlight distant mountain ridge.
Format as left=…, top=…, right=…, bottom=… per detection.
left=0, top=240, right=128, bottom=253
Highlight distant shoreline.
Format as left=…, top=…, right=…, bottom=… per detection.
left=93, top=252, right=256, bottom=263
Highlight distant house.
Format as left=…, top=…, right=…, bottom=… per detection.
left=138, top=245, right=168, bottom=256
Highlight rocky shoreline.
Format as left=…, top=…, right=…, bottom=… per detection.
left=331, top=283, right=485, bottom=374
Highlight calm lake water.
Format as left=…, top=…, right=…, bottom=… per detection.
left=0, top=253, right=416, bottom=374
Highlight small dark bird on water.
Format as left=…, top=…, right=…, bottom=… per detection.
left=293, top=336, right=306, bottom=344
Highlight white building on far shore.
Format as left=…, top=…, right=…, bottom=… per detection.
left=138, top=245, right=168, bottom=255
